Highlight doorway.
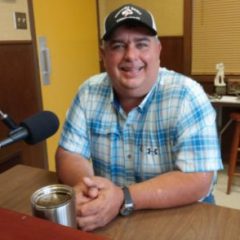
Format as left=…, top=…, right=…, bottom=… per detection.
left=0, top=0, right=47, bottom=172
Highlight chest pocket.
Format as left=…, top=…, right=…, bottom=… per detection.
left=90, top=123, right=119, bottom=161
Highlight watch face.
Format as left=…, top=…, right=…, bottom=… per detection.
left=120, top=207, right=133, bottom=216
left=120, top=187, right=134, bottom=216
left=120, top=204, right=134, bottom=216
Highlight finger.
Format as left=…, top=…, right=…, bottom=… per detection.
left=77, top=214, right=103, bottom=232
left=80, top=177, right=99, bottom=199
left=88, top=187, right=99, bottom=199
left=83, top=177, right=97, bottom=187
left=73, top=181, right=88, bottom=194
left=78, top=196, right=104, bottom=216
left=75, top=194, right=91, bottom=205
left=83, top=176, right=106, bottom=189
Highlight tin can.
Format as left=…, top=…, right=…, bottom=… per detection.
left=31, top=184, right=77, bottom=228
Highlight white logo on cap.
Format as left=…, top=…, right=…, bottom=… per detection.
left=122, top=8, right=134, bottom=17
left=115, top=6, right=142, bottom=22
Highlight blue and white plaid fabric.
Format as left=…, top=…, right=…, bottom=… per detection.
left=59, top=68, right=223, bottom=187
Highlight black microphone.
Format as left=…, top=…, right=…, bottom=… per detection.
left=0, top=111, right=59, bottom=149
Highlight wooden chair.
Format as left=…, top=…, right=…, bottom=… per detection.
left=227, top=113, right=240, bottom=194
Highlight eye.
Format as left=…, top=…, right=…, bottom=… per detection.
left=110, top=42, right=125, bottom=50
left=136, top=41, right=149, bottom=49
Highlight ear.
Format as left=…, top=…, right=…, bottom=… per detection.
left=99, top=45, right=105, bottom=62
left=157, top=39, right=162, bottom=56
left=99, top=44, right=107, bottom=71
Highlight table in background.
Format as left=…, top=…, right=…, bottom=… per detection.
left=210, top=95, right=240, bottom=135
left=1, top=165, right=240, bottom=240
left=210, top=95, right=240, bottom=106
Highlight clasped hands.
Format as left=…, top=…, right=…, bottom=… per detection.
left=74, top=176, right=124, bottom=231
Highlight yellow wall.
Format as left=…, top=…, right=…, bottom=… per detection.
left=98, top=0, right=183, bottom=37
left=33, top=0, right=100, bottom=170
left=32, top=0, right=183, bottom=170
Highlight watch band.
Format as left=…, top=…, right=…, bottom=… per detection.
left=120, top=186, right=134, bottom=216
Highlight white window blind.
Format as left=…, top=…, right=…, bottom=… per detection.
left=192, top=0, right=240, bottom=75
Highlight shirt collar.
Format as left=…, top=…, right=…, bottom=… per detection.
left=109, top=73, right=160, bottom=113
left=137, top=82, right=157, bottom=113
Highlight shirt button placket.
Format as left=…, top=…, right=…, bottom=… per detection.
left=123, top=121, right=134, bottom=174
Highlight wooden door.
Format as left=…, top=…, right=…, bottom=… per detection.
left=0, top=0, right=47, bottom=172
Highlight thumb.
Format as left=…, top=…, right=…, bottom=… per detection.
left=83, top=176, right=97, bottom=187
left=83, top=177, right=99, bottom=199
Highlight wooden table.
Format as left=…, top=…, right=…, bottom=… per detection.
left=1, top=165, right=240, bottom=240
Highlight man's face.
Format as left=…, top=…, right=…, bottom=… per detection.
left=101, top=25, right=161, bottom=99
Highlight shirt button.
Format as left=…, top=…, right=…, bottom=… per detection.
left=127, top=154, right=132, bottom=159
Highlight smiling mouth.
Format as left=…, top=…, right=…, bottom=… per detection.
left=120, top=66, right=145, bottom=73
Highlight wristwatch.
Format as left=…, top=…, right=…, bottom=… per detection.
left=120, top=186, right=134, bottom=216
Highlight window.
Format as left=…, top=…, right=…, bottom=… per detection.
left=191, top=0, right=240, bottom=75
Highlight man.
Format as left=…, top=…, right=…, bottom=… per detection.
left=55, top=4, right=223, bottom=231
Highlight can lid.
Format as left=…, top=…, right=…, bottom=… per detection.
left=35, top=192, right=71, bottom=208
left=31, top=184, right=74, bottom=209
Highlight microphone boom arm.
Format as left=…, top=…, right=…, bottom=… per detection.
left=0, top=127, right=28, bottom=149
left=0, top=110, right=18, bottom=130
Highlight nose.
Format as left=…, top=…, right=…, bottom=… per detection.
left=124, top=45, right=138, bottom=61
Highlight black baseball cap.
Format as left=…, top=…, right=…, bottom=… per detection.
left=102, top=4, right=158, bottom=40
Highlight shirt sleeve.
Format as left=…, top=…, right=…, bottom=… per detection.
left=173, top=80, right=223, bottom=172
left=59, top=86, right=91, bottom=159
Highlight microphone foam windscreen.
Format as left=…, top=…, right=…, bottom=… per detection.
left=21, top=111, right=60, bottom=144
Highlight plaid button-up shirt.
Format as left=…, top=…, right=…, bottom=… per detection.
left=59, top=68, right=223, bottom=192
